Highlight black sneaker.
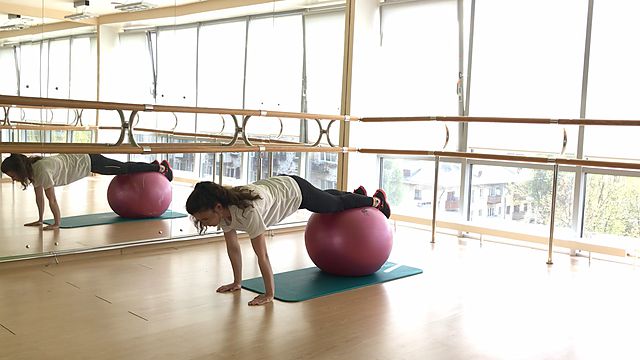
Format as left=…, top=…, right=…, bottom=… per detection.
left=373, top=189, right=391, bottom=219
left=353, top=185, right=367, bottom=196
left=161, top=160, right=173, bottom=182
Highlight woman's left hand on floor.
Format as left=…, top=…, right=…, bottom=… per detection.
left=248, top=294, right=273, bottom=306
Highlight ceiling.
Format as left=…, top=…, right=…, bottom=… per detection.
left=0, top=0, right=197, bottom=18
left=0, top=0, right=346, bottom=43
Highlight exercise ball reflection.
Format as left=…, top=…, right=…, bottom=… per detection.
left=107, top=172, right=172, bottom=218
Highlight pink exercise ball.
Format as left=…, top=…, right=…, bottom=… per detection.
left=107, top=172, right=172, bottom=218
left=305, top=207, right=393, bottom=276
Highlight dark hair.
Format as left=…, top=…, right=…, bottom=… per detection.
left=1, top=153, right=42, bottom=189
left=186, top=181, right=261, bottom=234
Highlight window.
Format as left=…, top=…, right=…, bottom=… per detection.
left=584, top=173, right=640, bottom=240
left=467, top=0, right=587, bottom=156
left=304, top=10, right=345, bottom=189
left=584, top=1, right=640, bottom=160
left=351, top=0, right=459, bottom=152
left=0, top=46, right=17, bottom=95
left=469, top=164, right=574, bottom=230
left=381, top=158, right=461, bottom=219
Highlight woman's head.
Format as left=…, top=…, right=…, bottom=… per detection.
left=186, top=181, right=261, bottom=234
left=1, top=153, right=41, bottom=189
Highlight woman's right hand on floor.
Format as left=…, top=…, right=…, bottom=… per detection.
left=24, top=220, right=43, bottom=227
left=216, top=283, right=241, bottom=293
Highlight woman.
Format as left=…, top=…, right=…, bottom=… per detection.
left=1, top=153, right=173, bottom=230
left=185, top=175, right=391, bottom=306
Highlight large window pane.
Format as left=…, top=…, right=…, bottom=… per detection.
left=381, top=158, right=462, bottom=220
left=70, top=36, right=97, bottom=126
left=353, top=0, right=459, bottom=151
left=249, top=152, right=302, bottom=182
left=216, top=152, right=245, bottom=186
left=469, top=165, right=574, bottom=232
left=307, top=152, right=338, bottom=189
left=48, top=39, right=71, bottom=124
left=585, top=1, right=640, bottom=160
left=245, top=15, right=303, bottom=140
left=467, top=0, right=587, bottom=155
left=157, top=27, right=198, bottom=133
left=584, top=173, right=640, bottom=241
left=0, top=46, right=17, bottom=95
left=157, top=28, right=198, bottom=176
left=19, top=42, right=47, bottom=122
left=197, top=20, right=246, bottom=139
left=304, top=11, right=345, bottom=187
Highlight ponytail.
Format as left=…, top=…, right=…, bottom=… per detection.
left=0, top=153, right=42, bottom=189
left=186, top=181, right=261, bottom=234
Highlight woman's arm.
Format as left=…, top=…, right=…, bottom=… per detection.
left=43, top=187, right=60, bottom=230
left=25, top=186, right=45, bottom=227
left=217, top=230, right=243, bottom=293
left=249, top=233, right=274, bottom=306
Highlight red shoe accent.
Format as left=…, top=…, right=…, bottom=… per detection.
left=353, top=185, right=367, bottom=196
left=373, top=189, right=391, bottom=218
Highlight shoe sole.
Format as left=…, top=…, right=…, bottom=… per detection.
left=354, top=186, right=367, bottom=196
left=374, top=189, right=391, bottom=217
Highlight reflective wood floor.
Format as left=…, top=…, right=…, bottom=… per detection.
left=2, top=225, right=640, bottom=360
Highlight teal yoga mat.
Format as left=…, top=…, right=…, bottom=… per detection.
left=242, top=261, right=423, bottom=302
left=44, top=210, right=187, bottom=228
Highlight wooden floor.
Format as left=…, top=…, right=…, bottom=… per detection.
left=2, top=225, right=640, bottom=360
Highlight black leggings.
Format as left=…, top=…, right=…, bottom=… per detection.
left=288, top=175, right=373, bottom=213
left=89, top=154, right=159, bottom=175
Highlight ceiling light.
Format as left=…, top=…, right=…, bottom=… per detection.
left=115, top=1, right=158, bottom=12
left=65, top=0, right=96, bottom=21
left=0, top=14, right=33, bottom=31
left=64, top=12, right=96, bottom=21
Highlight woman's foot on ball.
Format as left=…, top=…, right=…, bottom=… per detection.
left=353, top=185, right=367, bottom=196
left=160, top=160, right=173, bottom=182
left=373, top=189, right=391, bottom=218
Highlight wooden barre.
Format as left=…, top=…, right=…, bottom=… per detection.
left=1, top=124, right=97, bottom=131
left=358, top=148, right=640, bottom=171
left=2, top=143, right=639, bottom=171
left=0, top=142, right=356, bottom=155
left=98, top=126, right=299, bottom=145
left=360, top=115, right=640, bottom=126
left=0, top=95, right=356, bottom=122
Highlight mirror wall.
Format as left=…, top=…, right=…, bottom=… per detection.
left=0, top=0, right=347, bottom=261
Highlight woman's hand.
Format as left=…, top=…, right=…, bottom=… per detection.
left=216, top=283, right=241, bottom=293
left=43, top=224, right=59, bottom=231
left=248, top=294, right=273, bottom=306
left=24, top=220, right=43, bottom=227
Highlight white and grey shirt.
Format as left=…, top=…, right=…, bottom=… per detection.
left=219, top=176, right=302, bottom=239
left=31, top=154, right=92, bottom=189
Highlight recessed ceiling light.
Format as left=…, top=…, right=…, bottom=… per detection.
left=114, top=1, right=158, bottom=12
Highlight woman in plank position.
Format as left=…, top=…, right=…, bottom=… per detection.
left=185, top=175, right=391, bottom=306
left=1, top=153, right=173, bottom=230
